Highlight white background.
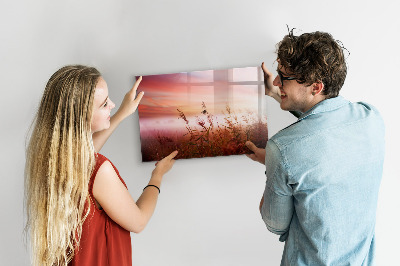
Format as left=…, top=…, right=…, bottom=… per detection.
left=1, top=0, right=399, bottom=265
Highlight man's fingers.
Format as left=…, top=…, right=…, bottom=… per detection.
left=245, top=141, right=258, bottom=152
left=261, top=62, right=272, bottom=77
left=245, top=153, right=256, bottom=161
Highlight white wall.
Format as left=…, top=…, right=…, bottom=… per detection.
left=1, top=0, right=399, bottom=265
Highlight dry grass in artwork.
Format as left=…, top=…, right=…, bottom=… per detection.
left=140, top=102, right=268, bottom=161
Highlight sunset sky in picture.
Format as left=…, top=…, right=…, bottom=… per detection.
left=137, top=66, right=263, bottom=133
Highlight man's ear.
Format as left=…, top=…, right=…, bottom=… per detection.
left=312, top=82, right=324, bottom=96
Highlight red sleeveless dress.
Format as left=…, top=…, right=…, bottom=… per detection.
left=69, top=153, right=132, bottom=266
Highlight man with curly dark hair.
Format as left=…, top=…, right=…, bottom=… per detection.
left=246, top=29, right=385, bottom=265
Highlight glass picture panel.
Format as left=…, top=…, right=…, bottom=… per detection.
left=137, top=66, right=268, bottom=162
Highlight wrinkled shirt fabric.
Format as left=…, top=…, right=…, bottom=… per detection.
left=261, top=96, right=385, bottom=266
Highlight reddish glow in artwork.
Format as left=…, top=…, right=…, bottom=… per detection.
left=137, top=66, right=268, bottom=162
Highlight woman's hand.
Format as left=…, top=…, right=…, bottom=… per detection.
left=152, top=150, right=179, bottom=178
left=115, top=76, right=144, bottom=120
left=262, top=62, right=281, bottom=103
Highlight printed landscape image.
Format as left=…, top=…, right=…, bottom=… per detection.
left=137, top=66, right=268, bottom=162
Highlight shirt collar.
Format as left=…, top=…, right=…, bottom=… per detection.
left=298, top=95, right=350, bottom=121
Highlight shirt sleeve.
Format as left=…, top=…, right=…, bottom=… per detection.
left=260, top=139, right=294, bottom=241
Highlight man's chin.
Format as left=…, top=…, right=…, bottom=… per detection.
left=279, top=103, right=290, bottom=111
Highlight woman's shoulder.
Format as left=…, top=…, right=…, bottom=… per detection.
left=91, top=153, right=109, bottom=179
left=95, top=153, right=108, bottom=164
left=93, top=153, right=127, bottom=188
left=90, top=153, right=115, bottom=194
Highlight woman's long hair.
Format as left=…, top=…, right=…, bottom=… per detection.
left=25, top=65, right=101, bottom=265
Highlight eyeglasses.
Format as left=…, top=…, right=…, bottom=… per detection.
left=277, top=70, right=297, bottom=86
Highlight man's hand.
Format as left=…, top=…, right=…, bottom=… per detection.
left=262, top=62, right=281, bottom=103
left=245, top=141, right=266, bottom=165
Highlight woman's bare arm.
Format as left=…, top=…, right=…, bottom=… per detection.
left=93, top=150, right=178, bottom=233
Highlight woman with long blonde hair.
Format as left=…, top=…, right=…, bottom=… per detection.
left=25, top=65, right=177, bottom=265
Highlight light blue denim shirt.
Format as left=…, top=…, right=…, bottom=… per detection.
left=261, top=96, right=385, bottom=265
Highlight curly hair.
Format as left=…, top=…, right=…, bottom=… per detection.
left=277, top=29, right=348, bottom=98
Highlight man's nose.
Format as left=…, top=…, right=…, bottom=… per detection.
left=273, top=75, right=281, bottom=87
